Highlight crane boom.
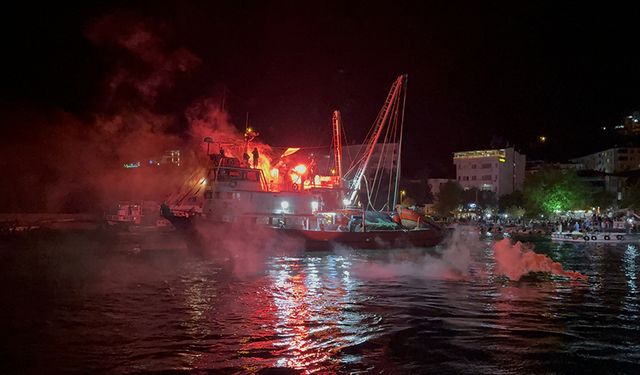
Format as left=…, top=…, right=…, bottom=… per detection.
left=345, top=75, right=405, bottom=206
left=331, top=110, right=343, bottom=187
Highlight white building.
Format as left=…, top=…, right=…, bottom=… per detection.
left=453, top=147, right=526, bottom=196
left=570, top=147, right=640, bottom=173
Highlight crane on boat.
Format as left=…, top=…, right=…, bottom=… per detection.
left=343, top=74, right=408, bottom=211
left=331, top=110, right=344, bottom=188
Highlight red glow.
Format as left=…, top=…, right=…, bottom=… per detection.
left=294, top=164, right=307, bottom=175
left=494, top=239, right=587, bottom=281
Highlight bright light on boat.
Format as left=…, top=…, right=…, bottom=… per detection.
left=294, top=164, right=307, bottom=174
left=270, top=168, right=279, bottom=178
left=199, top=177, right=207, bottom=185
left=311, top=201, right=319, bottom=211
left=342, top=198, right=350, bottom=206
left=281, top=201, right=290, bottom=210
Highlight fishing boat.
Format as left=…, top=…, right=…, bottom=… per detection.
left=162, top=75, right=444, bottom=250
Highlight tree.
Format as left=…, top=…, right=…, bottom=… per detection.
left=622, top=181, right=640, bottom=209
left=461, top=187, right=497, bottom=209
left=400, top=177, right=429, bottom=205
left=591, top=190, right=616, bottom=210
left=424, top=183, right=434, bottom=204
left=505, top=206, right=526, bottom=219
left=499, top=190, right=524, bottom=210
left=434, top=181, right=463, bottom=217
left=523, top=168, right=590, bottom=216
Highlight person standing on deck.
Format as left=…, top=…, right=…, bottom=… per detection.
left=252, top=147, right=259, bottom=169
left=242, top=152, right=250, bottom=167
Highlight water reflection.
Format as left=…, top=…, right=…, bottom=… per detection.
left=623, top=245, right=638, bottom=316
left=2, top=235, right=640, bottom=373
left=267, top=255, right=371, bottom=372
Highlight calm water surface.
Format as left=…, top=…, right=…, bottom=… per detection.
left=1, top=232, right=639, bottom=374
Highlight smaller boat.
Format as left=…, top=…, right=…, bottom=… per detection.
left=104, top=201, right=174, bottom=233
left=551, top=231, right=638, bottom=244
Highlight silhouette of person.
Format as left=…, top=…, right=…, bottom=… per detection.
left=243, top=152, right=250, bottom=166
left=252, top=147, right=259, bottom=168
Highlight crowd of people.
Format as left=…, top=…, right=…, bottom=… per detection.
left=556, top=214, right=635, bottom=234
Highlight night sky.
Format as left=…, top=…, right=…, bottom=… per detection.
left=1, top=1, right=639, bottom=179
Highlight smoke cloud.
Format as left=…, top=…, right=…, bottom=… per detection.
left=352, top=227, right=480, bottom=281
left=493, top=239, right=587, bottom=281
left=192, top=220, right=305, bottom=279
left=0, top=13, right=254, bottom=214
left=85, top=13, right=201, bottom=105
left=350, top=228, right=586, bottom=283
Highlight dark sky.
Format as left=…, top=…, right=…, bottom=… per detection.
left=1, top=1, right=639, bottom=178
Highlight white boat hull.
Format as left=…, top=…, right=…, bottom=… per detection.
left=551, top=232, right=638, bottom=244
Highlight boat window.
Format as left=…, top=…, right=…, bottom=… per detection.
left=245, top=171, right=259, bottom=181
left=217, top=169, right=241, bottom=181
left=216, top=169, right=229, bottom=181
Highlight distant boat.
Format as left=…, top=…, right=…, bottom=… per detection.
left=551, top=231, right=638, bottom=244
left=104, top=201, right=173, bottom=233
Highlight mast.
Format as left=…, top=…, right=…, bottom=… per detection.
left=331, top=110, right=343, bottom=187
left=392, top=74, right=408, bottom=208
left=345, top=75, right=405, bottom=206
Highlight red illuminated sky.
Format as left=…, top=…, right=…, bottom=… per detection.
left=1, top=1, right=640, bottom=177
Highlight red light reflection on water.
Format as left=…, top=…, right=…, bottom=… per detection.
left=272, top=262, right=333, bottom=372
left=182, top=256, right=365, bottom=372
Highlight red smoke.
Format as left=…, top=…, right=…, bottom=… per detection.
left=85, top=13, right=201, bottom=105
left=186, top=97, right=275, bottom=177
left=0, top=13, right=252, bottom=213
left=493, top=239, right=587, bottom=281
